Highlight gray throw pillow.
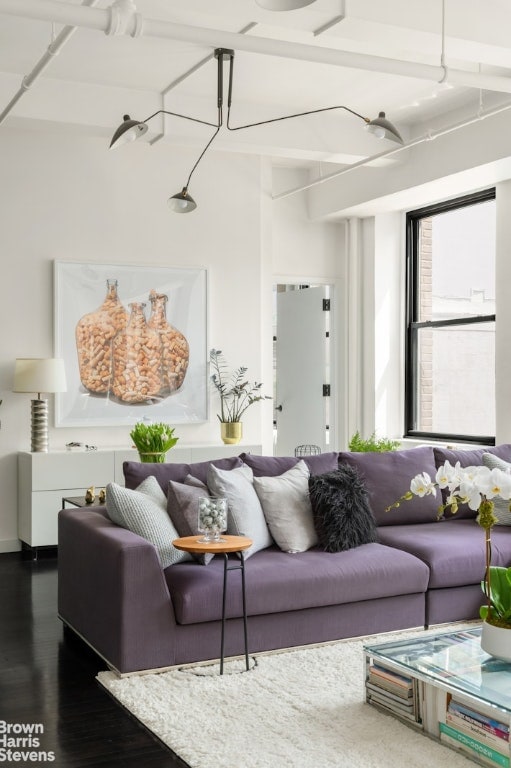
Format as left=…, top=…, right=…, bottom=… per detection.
left=207, top=464, right=273, bottom=558
left=167, top=480, right=214, bottom=565
left=105, top=479, right=191, bottom=567
left=253, top=460, right=317, bottom=553
left=482, top=454, right=511, bottom=525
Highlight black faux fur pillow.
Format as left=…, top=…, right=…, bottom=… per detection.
left=308, top=465, right=377, bottom=552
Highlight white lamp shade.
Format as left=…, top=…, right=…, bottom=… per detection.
left=13, top=358, right=67, bottom=394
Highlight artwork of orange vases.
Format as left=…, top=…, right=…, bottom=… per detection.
left=75, top=281, right=189, bottom=404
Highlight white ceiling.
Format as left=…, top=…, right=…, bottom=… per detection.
left=1, top=0, right=511, bottom=170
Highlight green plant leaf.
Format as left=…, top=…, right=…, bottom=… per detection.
left=481, top=566, right=511, bottom=623
left=348, top=431, right=400, bottom=452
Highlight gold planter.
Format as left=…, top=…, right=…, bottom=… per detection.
left=220, top=422, right=242, bottom=445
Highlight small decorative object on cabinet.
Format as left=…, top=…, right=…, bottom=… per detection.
left=388, top=459, right=511, bottom=659
left=129, top=421, right=179, bottom=463
left=84, top=486, right=96, bottom=504
left=209, top=348, right=271, bottom=445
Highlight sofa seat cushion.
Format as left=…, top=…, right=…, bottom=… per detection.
left=165, top=543, right=429, bottom=625
left=378, top=519, right=511, bottom=589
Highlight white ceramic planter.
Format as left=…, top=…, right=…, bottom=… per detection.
left=480, top=620, right=511, bottom=661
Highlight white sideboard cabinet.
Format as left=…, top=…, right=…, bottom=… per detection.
left=18, top=444, right=262, bottom=548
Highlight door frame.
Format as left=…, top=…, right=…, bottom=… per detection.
left=273, top=275, right=343, bottom=454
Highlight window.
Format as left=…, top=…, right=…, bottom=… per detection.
left=405, top=189, right=496, bottom=444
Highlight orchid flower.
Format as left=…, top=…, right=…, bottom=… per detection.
left=410, top=472, right=436, bottom=497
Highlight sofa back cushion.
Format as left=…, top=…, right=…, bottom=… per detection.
left=105, top=477, right=191, bottom=567
left=207, top=464, right=273, bottom=558
left=239, top=451, right=339, bottom=478
left=337, top=446, right=439, bottom=526
left=123, top=455, right=243, bottom=494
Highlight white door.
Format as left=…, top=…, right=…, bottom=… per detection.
left=275, top=286, right=332, bottom=456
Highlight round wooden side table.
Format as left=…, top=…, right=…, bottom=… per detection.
left=173, top=535, right=252, bottom=674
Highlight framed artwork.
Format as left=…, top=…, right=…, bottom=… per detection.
left=54, top=261, right=208, bottom=427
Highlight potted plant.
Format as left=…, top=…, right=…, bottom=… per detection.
left=349, top=430, right=400, bottom=452
left=388, top=461, right=511, bottom=659
left=209, top=348, right=271, bottom=444
left=130, top=421, right=179, bottom=463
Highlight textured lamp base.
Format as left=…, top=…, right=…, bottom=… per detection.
left=31, top=398, right=49, bottom=452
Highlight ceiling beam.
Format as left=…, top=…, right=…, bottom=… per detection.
left=2, top=0, right=511, bottom=94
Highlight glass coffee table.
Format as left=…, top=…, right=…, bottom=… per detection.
left=364, top=627, right=511, bottom=766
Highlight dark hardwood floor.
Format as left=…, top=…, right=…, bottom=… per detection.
left=0, top=552, right=189, bottom=767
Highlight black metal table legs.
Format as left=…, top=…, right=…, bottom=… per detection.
left=220, top=551, right=249, bottom=675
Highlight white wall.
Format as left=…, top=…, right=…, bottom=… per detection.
left=0, top=127, right=267, bottom=550
left=495, top=180, right=511, bottom=443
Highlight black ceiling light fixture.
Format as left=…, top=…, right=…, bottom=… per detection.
left=109, top=48, right=403, bottom=213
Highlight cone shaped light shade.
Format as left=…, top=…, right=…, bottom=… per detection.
left=110, top=114, right=148, bottom=149
left=168, top=188, right=197, bottom=213
left=366, top=112, right=403, bottom=144
left=255, top=0, right=316, bottom=8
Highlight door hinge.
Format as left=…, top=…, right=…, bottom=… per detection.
left=323, top=298, right=330, bottom=311
left=323, top=384, right=331, bottom=397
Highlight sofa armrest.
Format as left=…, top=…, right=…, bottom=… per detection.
left=58, top=507, right=179, bottom=674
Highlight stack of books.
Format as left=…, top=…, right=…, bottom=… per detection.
left=366, top=662, right=420, bottom=725
left=440, top=696, right=510, bottom=767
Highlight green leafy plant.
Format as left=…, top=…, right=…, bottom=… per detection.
left=481, top=567, right=511, bottom=628
left=130, top=422, right=179, bottom=463
left=210, top=348, right=271, bottom=423
left=348, top=431, right=400, bottom=453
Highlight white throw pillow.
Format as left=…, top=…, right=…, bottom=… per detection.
left=253, top=460, right=317, bottom=553
left=106, top=478, right=191, bottom=567
left=482, top=454, right=511, bottom=526
left=206, top=464, right=273, bottom=558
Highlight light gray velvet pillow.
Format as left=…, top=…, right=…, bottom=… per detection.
left=167, top=480, right=214, bottom=565
left=253, top=460, right=317, bottom=553
left=105, top=478, right=191, bottom=567
left=482, top=453, right=511, bottom=525
left=206, top=464, right=273, bottom=558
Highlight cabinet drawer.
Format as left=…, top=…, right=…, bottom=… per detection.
left=27, top=452, right=115, bottom=490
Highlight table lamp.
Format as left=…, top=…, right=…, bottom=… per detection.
left=13, top=358, right=67, bottom=452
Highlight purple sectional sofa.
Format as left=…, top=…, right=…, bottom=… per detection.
left=57, top=444, right=511, bottom=675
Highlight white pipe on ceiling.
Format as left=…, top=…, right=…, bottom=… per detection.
left=0, top=0, right=100, bottom=126
left=1, top=0, right=511, bottom=94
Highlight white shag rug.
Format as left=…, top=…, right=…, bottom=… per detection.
left=97, top=626, right=479, bottom=768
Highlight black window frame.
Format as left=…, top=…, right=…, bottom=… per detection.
left=405, top=188, right=496, bottom=445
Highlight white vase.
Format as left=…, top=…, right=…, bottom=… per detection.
left=480, top=620, right=511, bottom=661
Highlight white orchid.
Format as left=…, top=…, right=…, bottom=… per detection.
left=435, top=460, right=461, bottom=490
left=387, top=458, right=511, bottom=628
left=404, top=462, right=511, bottom=516
left=410, top=472, right=436, bottom=497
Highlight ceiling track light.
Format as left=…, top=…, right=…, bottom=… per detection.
left=109, top=48, right=403, bottom=213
